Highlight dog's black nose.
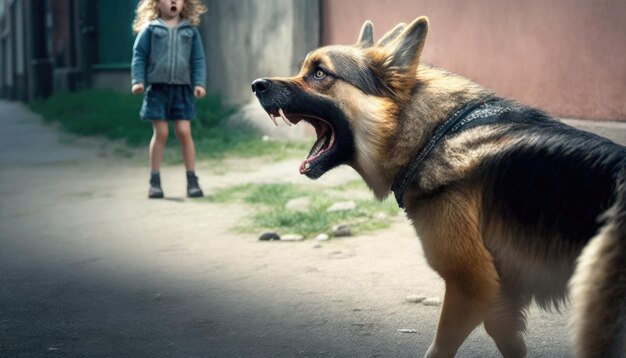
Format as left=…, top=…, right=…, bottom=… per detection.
left=251, top=78, right=272, bottom=94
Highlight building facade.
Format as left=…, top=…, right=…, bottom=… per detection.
left=0, top=0, right=624, bottom=121
left=0, top=0, right=137, bottom=101
left=320, top=0, right=626, bottom=121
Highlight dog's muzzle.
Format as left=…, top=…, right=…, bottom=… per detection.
left=251, top=78, right=291, bottom=110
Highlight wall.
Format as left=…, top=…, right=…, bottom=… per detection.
left=49, top=0, right=72, bottom=68
left=14, top=0, right=26, bottom=99
left=0, top=0, right=14, bottom=98
left=92, top=70, right=129, bottom=92
left=201, top=0, right=319, bottom=106
left=95, top=0, right=137, bottom=67
left=198, top=0, right=320, bottom=139
left=321, top=0, right=626, bottom=121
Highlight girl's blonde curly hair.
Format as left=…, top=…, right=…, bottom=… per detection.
left=132, top=0, right=208, bottom=34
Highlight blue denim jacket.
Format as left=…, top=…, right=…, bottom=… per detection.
left=131, top=19, right=206, bottom=88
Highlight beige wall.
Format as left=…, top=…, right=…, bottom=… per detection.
left=321, top=0, right=626, bottom=121
left=201, top=0, right=319, bottom=106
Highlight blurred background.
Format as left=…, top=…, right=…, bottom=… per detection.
left=0, top=0, right=624, bottom=123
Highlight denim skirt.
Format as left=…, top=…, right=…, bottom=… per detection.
left=140, top=84, right=195, bottom=121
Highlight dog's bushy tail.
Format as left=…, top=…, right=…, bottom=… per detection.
left=570, top=168, right=626, bottom=357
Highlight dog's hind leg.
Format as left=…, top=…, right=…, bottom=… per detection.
left=483, top=292, right=530, bottom=358
left=570, top=173, right=626, bottom=358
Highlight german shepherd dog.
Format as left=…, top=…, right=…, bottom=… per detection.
left=252, top=17, right=626, bottom=357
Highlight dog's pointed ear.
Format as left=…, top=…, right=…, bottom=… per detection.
left=356, top=20, right=374, bottom=47
left=384, top=17, right=428, bottom=70
left=377, top=22, right=406, bottom=47
left=368, top=17, right=429, bottom=102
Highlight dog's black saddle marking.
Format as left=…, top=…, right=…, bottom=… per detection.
left=391, top=97, right=511, bottom=208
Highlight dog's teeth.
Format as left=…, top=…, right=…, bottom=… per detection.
left=269, top=114, right=278, bottom=126
left=305, top=163, right=310, bottom=169
left=279, top=108, right=292, bottom=126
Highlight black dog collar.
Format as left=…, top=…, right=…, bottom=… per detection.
left=391, top=97, right=509, bottom=208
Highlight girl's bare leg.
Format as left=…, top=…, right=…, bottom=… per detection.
left=174, top=120, right=203, bottom=197
left=148, top=121, right=169, bottom=198
left=173, top=120, right=195, bottom=171
left=150, top=120, right=169, bottom=171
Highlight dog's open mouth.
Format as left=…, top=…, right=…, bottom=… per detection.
left=265, top=108, right=335, bottom=175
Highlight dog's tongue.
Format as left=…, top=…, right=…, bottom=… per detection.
left=299, top=125, right=331, bottom=174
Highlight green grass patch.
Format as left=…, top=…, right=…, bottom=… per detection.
left=205, top=181, right=400, bottom=238
left=28, top=90, right=307, bottom=160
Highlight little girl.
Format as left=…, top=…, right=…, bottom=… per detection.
left=131, top=0, right=207, bottom=198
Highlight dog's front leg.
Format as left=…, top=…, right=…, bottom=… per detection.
left=424, top=277, right=497, bottom=358
left=410, top=188, right=500, bottom=357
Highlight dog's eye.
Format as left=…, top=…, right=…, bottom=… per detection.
left=313, top=69, right=326, bottom=79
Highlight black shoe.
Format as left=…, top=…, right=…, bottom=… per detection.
left=186, top=171, right=204, bottom=198
left=149, top=172, right=164, bottom=199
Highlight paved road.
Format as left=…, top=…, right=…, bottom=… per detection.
left=0, top=100, right=573, bottom=357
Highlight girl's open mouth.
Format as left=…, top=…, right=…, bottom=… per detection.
left=170, top=5, right=177, bottom=12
